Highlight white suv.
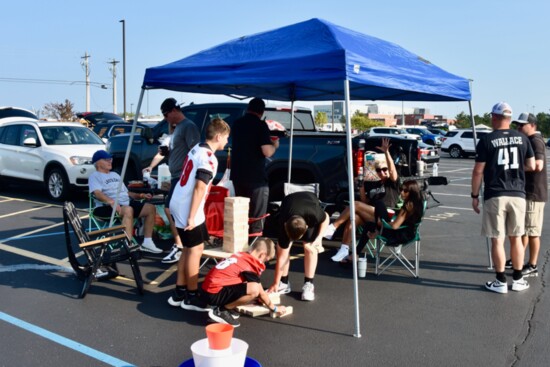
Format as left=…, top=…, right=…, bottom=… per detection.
left=368, top=126, right=421, bottom=141
left=0, top=119, right=105, bottom=200
left=441, top=129, right=490, bottom=158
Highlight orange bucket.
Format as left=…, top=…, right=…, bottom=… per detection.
left=205, top=323, right=234, bottom=350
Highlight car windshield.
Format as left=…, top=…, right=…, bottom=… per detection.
left=40, top=126, right=104, bottom=145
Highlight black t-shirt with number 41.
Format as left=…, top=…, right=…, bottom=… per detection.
left=475, top=129, right=534, bottom=201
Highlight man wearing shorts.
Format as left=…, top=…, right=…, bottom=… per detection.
left=267, top=191, right=330, bottom=301
left=202, top=238, right=286, bottom=327
left=471, top=102, right=535, bottom=294
left=513, top=113, right=547, bottom=277
left=89, top=150, right=162, bottom=254
left=168, top=118, right=230, bottom=311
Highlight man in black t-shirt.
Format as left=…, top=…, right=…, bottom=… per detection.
left=230, top=98, right=279, bottom=234
left=471, top=102, right=535, bottom=294
left=266, top=192, right=330, bottom=302
left=513, top=113, right=547, bottom=277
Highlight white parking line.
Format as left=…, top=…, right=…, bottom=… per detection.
left=0, top=205, right=54, bottom=219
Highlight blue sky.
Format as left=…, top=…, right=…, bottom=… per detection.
left=1, top=0, right=548, bottom=119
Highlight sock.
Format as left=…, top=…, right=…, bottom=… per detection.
left=175, top=285, right=187, bottom=297
left=281, top=276, right=289, bottom=284
left=187, top=289, right=198, bottom=297
left=529, top=264, right=537, bottom=269
left=304, top=277, right=314, bottom=284
left=340, top=244, right=349, bottom=250
left=143, top=237, right=154, bottom=246
left=496, top=272, right=506, bottom=283
left=512, top=270, right=523, bottom=281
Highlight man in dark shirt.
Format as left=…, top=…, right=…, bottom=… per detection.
left=513, top=113, right=547, bottom=277
left=230, top=98, right=279, bottom=234
left=267, top=191, right=330, bottom=301
left=471, top=102, right=535, bottom=294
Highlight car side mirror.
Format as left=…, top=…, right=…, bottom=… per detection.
left=23, top=137, right=38, bottom=147
left=141, top=127, right=154, bottom=143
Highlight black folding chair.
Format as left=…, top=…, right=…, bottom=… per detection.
left=62, top=201, right=144, bottom=298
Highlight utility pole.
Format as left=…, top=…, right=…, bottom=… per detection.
left=81, top=52, right=90, bottom=112
left=119, top=20, right=127, bottom=120
left=108, top=59, right=119, bottom=114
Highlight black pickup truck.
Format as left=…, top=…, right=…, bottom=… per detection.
left=106, top=103, right=364, bottom=205
left=105, top=102, right=436, bottom=207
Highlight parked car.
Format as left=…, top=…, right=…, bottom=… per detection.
left=93, top=120, right=158, bottom=139
left=76, top=111, right=124, bottom=128
left=403, top=127, right=442, bottom=146
left=367, top=126, right=421, bottom=141
left=0, top=106, right=38, bottom=124
left=0, top=119, right=105, bottom=200
left=440, top=129, right=490, bottom=158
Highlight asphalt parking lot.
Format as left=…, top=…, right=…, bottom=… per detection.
left=1, top=155, right=549, bottom=367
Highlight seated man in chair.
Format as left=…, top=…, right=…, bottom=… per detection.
left=89, top=150, right=163, bottom=254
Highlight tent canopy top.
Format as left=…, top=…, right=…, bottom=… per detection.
left=142, top=18, right=471, bottom=102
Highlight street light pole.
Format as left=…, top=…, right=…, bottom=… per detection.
left=108, top=59, right=119, bottom=114
left=119, top=19, right=126, bottom=120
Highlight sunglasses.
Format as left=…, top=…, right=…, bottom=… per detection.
left=400, top=188, right=409, bottom=193
left=376, top=167, right=388, bottom=173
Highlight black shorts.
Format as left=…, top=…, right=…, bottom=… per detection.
left=93, top=200, right=145, bottom=219
left=176, top=222, right=209, bottom=248
left=202, top=283, right=248, bottom=307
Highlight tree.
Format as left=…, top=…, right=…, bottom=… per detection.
left=43, top=99, right=76, bottom=121
left=536, top=112, right=550, bottom=137
left=454, top=111, right=491, bottom=129
left=350, top=110, right=383, bottom=131
left=315, top=111, right=328, bottom=127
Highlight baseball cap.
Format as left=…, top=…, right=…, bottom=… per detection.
left=512, top=112, right=537, bottom=125
left=160, top=98, right=178, bottom=115
left=92, top=150, right=112, bottom=164
left=491, top=102, right=513, bottom=117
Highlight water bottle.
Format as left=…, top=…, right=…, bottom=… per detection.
left=433, top=163, right=439, bottom=177
left=143, top=171, right=151, bottom=187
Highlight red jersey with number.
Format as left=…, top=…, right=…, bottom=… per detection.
left=169, top=143, right=217, bottom=228
left=202, top=252, right=265, bottom=294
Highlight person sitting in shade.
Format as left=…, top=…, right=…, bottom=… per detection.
left=89, top=150, right=163, bottom=254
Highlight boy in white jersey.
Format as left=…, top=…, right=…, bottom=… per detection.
left=168, top=118, right=231, bottom=311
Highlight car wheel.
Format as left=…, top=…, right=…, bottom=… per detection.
left=46, top=167, right=70, bottom=201
left=449, top=145, right=463, bottom=159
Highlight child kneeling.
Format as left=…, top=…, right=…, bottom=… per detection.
left=202, top=238, right=286, bottom=327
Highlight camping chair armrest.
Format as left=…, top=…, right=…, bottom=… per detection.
left=79, top=233, right=129, bottom=249
left=87, top=225, right=127, bottom=238
left=249, top=213, right=270, bottom=224
left=380, top=219, right=408, bottom=230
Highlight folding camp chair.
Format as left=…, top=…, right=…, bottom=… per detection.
left=374, top=201, right=427, bottom=278
left=63, top=201, right=144, bottom=298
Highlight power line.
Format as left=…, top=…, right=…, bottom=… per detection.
left=0, top=77, right=110, bottom=88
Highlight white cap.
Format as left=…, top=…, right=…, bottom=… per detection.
left=491, top=102, right=513, bottom=117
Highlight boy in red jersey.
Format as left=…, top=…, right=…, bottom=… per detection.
left=202, top=238, right=286, bottom=327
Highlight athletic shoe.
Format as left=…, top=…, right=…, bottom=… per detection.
left=162, top=246, right=182, bottom=264
left=485, top=279, right=508, bottom=294
left=323, top=223, right=336, bottom=240
left=522, top=264, right=538, bottom=277
left=208, top=307, right=240, bottom=327
left=512, top=278, right=530, bottom=292
left=277, top=281, right=291, bottom=295
left=227, top=308, right=240, bottom=319
left=181, top=295, right=211, bottom=312
left=167, top=289, right=187, bottom=307
left=301, top=282, right=315, bottom=301
left=331, top=245, right=349, bottom=262
left=140, top=242, right=163, bottom=254
left=504, top=259, right=513, bottom=269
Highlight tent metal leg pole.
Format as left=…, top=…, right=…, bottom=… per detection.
left=287, top=101, right=295, bottom=184
left=344, top=80, right=361, bottom=338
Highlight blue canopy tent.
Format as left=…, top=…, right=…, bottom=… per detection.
left=121, top=18, right=472, bottom=338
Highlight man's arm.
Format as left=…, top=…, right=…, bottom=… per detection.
left=92, top=189, right=115, bottom=206
left=267, top=244, right=290, bottom=293
left=524, top=156, right=536, bottom=172
left=471, top=162, right=485, bottom=214
left=261, top=139, right=279, bottom=158
left=310, top=212, right=330, bottom=247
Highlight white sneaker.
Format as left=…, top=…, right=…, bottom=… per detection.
left=277, top=281, right=291, bottom=295
left=331, top=245, right=349, bottom=262
left=301, top=282, right=315, bottom=301
left=140, top=242, right=163, bottom=254
left=162, top=245, right=182, bottom=264
left=512, top=278, right=530, bottom=292
left=323, top=223, right=336, bottom=240
left=485, top=279, right=508, bottom=294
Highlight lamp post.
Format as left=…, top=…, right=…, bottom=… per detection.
left=119, top=19, right=126, bottom=120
